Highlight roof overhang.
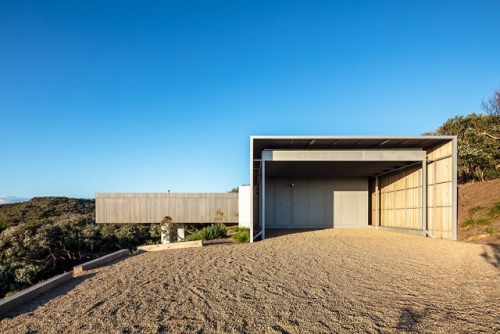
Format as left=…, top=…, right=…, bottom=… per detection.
left=251, top=136, right=455, bottom=181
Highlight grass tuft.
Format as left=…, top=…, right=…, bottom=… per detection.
left=488, top=201, right=500, bottom=218
left=469, top=205, right=485, bottom=215
left=485, top=226, right=498, bottom=234
left=461, top=217, right=491, bottom=228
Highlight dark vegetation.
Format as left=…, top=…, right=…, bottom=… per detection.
left=0, top=197, right=160, bottom=298
left=426, top=89, right=500, bottom=183
left=184, top=224, right=228, bottom=241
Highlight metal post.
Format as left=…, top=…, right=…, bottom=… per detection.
left=434, top=160, right=437, bottom=238
left=422, top=160, right=427, bottom=233
left=375, top=176, right=379, bottom=226
left=261, top=160, right=266, bottom=240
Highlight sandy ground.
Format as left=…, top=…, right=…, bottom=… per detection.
left=458, top=178, right=500, bottom=244
left=1, top=229, right=499, bottom=333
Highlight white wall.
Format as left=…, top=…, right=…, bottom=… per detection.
left=238, top=185, right=251, bottom=228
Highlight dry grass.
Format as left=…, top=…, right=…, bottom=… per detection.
left=1, top=229, right=499, bottom=333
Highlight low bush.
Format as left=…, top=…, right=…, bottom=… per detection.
left=231, top=228, right=250, bottom=243
left=488, top=201, right=500, bottom=218
left=485, top=226, right=498, bottom=234
left=185, top=224, right=227, bottom=241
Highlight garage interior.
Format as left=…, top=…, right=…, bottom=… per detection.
left=250, top=136, right=457, bottom=242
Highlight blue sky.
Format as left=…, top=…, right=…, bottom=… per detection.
left=1, top=1, right=499, bottom=198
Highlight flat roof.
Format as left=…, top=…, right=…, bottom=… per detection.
left=251, top=136, right=455, bottom=159
left=251, top=135, right=455, bottom=180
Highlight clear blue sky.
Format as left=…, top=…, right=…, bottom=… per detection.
left=1, top=1, right=499, bottom=198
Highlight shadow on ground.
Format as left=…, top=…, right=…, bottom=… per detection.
left=396, top=307, right=431, bottom=332
left=263, top=228, right=329, bottom=240
left=480, top=244, right=500, bottom=269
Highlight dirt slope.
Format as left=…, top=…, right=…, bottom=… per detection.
left=458, top=178, right=500, bottom=244
left=1, top=229, right=498, bottom=333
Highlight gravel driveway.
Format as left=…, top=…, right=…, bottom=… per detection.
left=1, top=229, right=499, bottom=333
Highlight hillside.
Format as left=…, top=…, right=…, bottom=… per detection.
left=458, top=178, right=500, bottom=244
left=0, top=197, right=158, bottom=298
left=0, top=197, right=95, bottom=232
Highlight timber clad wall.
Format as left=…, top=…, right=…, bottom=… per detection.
left=427, top=142, right=454, bottom=239
left=96, top=193, right=239, bottom=224
left=369, top=140, right=456, bottom=239
left=371, top=166, right=423, bottom=230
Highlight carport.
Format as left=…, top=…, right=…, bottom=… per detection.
left=250, top=136, right=457, bottom=242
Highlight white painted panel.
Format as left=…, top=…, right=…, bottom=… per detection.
left=334, top=178, right=368, bottom=227
left=238, top=186, right=251, bottom=228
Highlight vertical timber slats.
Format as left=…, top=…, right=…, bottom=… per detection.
left=373, top=166, right=422, bottom=230
left=426, top=142, right=454, bottom=239
left=370, top=140, right=455, bottom=239
left=96, top=193, right=239, bottom=224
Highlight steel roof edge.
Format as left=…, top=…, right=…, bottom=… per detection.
left=250, top=135, right=456, bottom=140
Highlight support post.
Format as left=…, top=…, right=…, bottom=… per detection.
left=375, top=176, right=379, bottom=226
left=434, top=160, right=437, bottom=238
left=262, top=160, right=266, bottom=240
left=422, top=160, right=427, bottom=233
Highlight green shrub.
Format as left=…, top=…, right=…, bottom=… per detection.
left=488, top=201, right=500, bottom=218
left=160, top=216, right=177, bottom=243
left=485, top=226, right=498, bottom=234
left=227, top=225, right=241, bottom=232
left=231, top=228, right=250, bottom=243
left=185, top=224, right=227, bottom=241
left=461, top=217, right=491, bottom=228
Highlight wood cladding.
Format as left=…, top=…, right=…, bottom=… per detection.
left=370, top=141, right=455, bottom=239
left=96, top=193, right=239, bottom=224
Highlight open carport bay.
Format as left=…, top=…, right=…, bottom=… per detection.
left=251, top=136, right=457, bottom=241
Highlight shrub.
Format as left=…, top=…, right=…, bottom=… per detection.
left=485, top=226, right=498, bottom=234
left=185, top=224, right=227, bottom=241
left=231, top=228, right=250, bottom=243
left=160, top=216, right=177, bottom=243
left=227, top=225, right=241, bottom=232
left=488, top=201, right=500, bottom=218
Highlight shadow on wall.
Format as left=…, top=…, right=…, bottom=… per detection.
left=480, top=245, right=500, bottom=269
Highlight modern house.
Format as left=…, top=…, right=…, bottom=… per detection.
left=96, top=135, right=458, bottom=242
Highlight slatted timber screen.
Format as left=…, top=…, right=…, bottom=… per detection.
left=426, top=142, right=454, bottom=239
left=372, top=165, right=423, bottom=229
left=96, top=193, right=239, bottom=224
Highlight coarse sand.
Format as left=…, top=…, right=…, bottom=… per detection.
left=1, top=229, right=499, bottom=333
